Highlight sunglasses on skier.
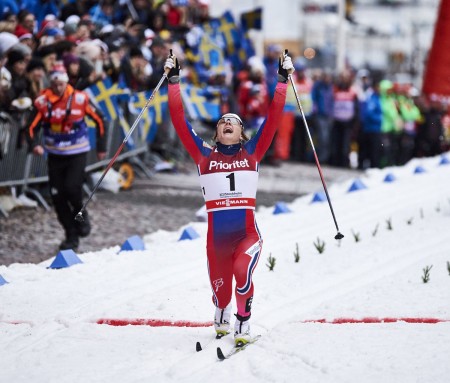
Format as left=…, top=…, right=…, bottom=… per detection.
left=217, top=117, right=242, bottom=126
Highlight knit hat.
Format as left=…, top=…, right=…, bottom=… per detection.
left=49, top=61, right=69, bottom=82
left=18, top=32, right=33, bottom=41
left=76, top=41, right=101, bottom=61
left=129, top=46, right=144, bottom=58
left=43, top=28, right=64, bottom=37
left=7, top=49, right=26, bottom=66
left=15, top=25, right=33, bottom=40
left=10, top=43, right=32, bottom=57
left=27, top=57, right=45, bottom=72
left=65, top=15, right=80, bottom=26
left=0, top=32, right=19, bottom=58
left=38, top=14, right=58, bottom=38
left=63, top=53, right=80, bottom=69
left=36, top=44, right=57, bottom=58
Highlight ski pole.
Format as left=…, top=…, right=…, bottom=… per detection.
left=75, top=69, right=169, bottom=222
left=286, top=51, right=344, bottom=240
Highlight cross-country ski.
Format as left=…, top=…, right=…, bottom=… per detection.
left=217, top=335, right=262, bottom=361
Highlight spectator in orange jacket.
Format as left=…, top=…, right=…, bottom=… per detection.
left=26, top=62, right=106, bottom=251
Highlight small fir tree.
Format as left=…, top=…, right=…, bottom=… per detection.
left=422, top=265, right=433, bottom=283
left=266, top=254, right=276, bottom=271
left=351, top=229, right=360, bottom=242
left=372, top=223, right=379, bottom=237
left=293, top=243, right=300, bottom=263
left=314, top=238, right=325, bottom=254
left=386, top=217, right=393, bottom=231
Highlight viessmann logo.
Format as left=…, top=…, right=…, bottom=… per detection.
left=209, top=159, right=249, bottom=171
left=215, top=199, right=249, bottom=207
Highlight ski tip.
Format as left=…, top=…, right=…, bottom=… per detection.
left=217, top=347, right=226, bottom=361
left=196, top=341, right=202, bottom=352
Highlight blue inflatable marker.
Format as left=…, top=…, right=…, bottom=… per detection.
left=273, top=202, right=292, bottom=215
left=414, top=165, right=426, bottom=174
left=311, top=191, right=327, bottom=203
left=0, top=274, right=8, bottom=286
left=179, top=226, right=200, bottom=241
left=120, top=235, right=145, bottom=251
left=439, top=156, right=449, bottom=165
left=48, top=250, right=83, bottom=269
left=347, top=179, right=367, bottom=192
left=383, top=173, right=396, bottom=183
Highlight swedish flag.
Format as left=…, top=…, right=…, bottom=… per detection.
left=215, top=11, right=255, bottom=71
left=87, top=77, right=122, bottom=121
left=199, top=33, right=224, bottom=69
left=240, top=7, right=262, bottom=31
left=87, top=77, right=133, bottom=147
left=237, top=29, right=255, bottom=65
left=148, top=87, right=168, bottom=143
left=181, top=85, right=220, bottom=122
left=217, top=11, right=240, bottom=56
left=128, top=87, right=168, bottom=143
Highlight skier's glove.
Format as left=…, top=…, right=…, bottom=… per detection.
left=277, top=51, right=294, bottom=83
left=164, top=54, right=181, bottom=84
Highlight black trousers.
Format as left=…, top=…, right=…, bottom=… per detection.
left=358, top=131, right=382, bottom=169
left=47, top=152, right=87, bottom=238
left=290, top=115, right=315, bottom=162
left=330, top=120, right=353, bottom=168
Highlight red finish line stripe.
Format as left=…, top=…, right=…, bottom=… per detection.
left=303, top=317, right=450, bottom=324
left=96, top=318, right=214, bottom=327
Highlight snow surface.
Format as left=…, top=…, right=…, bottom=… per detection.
left=1, top=155, right=450, bottom=383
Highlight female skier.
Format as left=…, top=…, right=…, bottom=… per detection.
left=165, top=50, right=294, bottom=346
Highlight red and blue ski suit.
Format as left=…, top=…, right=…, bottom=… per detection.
left=168, top=81, right=287, bottom=318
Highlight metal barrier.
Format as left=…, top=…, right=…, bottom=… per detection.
left=0, top=112, right=29, bottom=188
left=85, top=115, right=153, bottom=177
left=0, top=109, right=153, bottom=215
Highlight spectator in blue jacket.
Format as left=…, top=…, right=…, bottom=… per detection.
left=20, top=0, right=59, bottom=29
left=88, top=0, right=122, bottom=29
left=358, top=78, right=383, bottom=169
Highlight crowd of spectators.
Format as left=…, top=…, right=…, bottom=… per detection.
left=258, top=55, right=449, bottom=168
left=0, top=0, right=448, bottom=172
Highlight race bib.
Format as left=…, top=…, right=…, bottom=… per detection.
left=199, top=170, right=258, bottom=212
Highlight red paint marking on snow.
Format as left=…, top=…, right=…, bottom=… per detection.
left=0, top=320, right=34, bottom=325
left=302, top=317, right=450, bottom=324
left=96, top=318, right=214, bottom=327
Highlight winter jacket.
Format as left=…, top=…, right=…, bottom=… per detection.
left=27, top=84, right=106, bottom=155
left=311, top=80, right=334, bottom=117
left=379, top=80, right=402, bottom=134
left=361, top=89, right=382, bottom=133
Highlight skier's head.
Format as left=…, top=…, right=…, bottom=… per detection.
left=214, top=113, right=249, bottom=145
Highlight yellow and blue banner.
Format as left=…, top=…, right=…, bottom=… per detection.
left=240, top=7, right=262, bottom=31
left=87, top=77, right=134, bottom=148
left=128, top=87, right=168, bottom=144
left=181, top=84, right=220, bottom=122
left=218, top=11, right=255, bottom=70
